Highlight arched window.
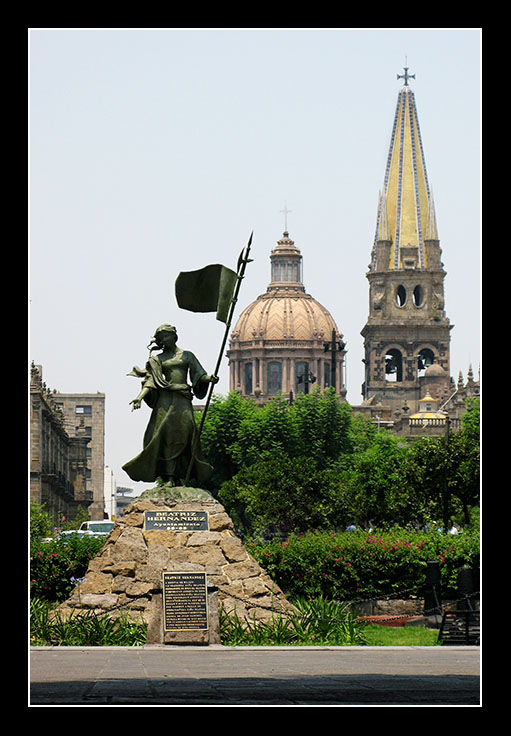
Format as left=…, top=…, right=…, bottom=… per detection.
left=324, top=362, right=331, bottom=388
left=244, top=363, right=253, bottom=395
left=295, top=362, right=310, bottom=394
left=417, top=348, right=435, bottom=375
left=267, top=362, right=282, bottom=394
left=385, top=349, right=403, bottom=382
left=413, top=285, right=424, bottom=307
left=396, top=285, right=407, bottom=307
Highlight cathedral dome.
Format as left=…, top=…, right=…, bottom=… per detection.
left=227, top=231, right=345, bottom=402
left=231, top=231, right=341, bottom=344
left=231, top=289, right=339, bottom=344
left=424, top=363, right=446, bottom=376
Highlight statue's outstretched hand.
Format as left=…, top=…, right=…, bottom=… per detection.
left=130, top=398, right=142, bottom=411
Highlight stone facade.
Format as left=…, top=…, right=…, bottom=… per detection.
left=54, top=391, right=105, bottom=520
left=30, top=363, right=93, bottom=525
left=353, top=362, right=479, bottom=438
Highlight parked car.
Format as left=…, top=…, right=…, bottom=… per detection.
left=60, top=521, right=115, bottom=539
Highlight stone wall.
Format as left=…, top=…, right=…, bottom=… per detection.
left=58, top=496, right=293, bottom=631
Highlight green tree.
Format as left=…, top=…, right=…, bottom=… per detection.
left=230, top=393, right=296, bottom=467
left=336, top=432, right=409, bottom=527
left=201, top=388, right=355, bottom=488
left=199, top=391, right=259, bottom=488
left=348, top=412, right=379, bottom=455
left=218, top=453, right=346, bottom=537
left=30, top=501, right=52, bottom=541
left=397, top=399, right=480, bottom=528
left=202, top=391, right=479, bottom=533
left=445, top=398, right=480, bottom=525
left=288, top=387, right=353, bottom=467
left=401, top=437, right=446, bottom=525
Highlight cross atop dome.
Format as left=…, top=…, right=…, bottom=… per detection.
left=280, top=202, right=292, bottom=232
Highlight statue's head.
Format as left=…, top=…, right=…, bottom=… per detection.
left=148, top=324, right=178, bottom=352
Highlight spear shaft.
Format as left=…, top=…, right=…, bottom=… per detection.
left=184, top=231, right=253, bottom=485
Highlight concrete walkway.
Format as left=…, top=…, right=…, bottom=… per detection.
left=30, top=645, right=480, bottom=706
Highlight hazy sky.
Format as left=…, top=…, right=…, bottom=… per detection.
left=29, top=28, right=481, bottom=494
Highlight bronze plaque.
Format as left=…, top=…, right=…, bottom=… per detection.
left=162, top=572, right=208, bottom=631
left=144, top=510, right=209, bottom=531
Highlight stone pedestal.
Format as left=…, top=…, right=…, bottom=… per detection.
left=58, top=488, right=293, bottom=645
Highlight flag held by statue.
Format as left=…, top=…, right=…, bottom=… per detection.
left=175, top=263, right=238, bottom=324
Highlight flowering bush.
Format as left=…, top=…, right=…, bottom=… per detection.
left=247, top=527, right=479, bottom=601
left=30, top=535, right=104, bottom=602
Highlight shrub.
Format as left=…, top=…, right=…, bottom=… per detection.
left=247, top=527, right=479, bottom=601
left=30, top=535, right=105, bottom=602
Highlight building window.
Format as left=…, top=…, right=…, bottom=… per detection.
left=295, top=362, right=310, bottom=393
left=417, top=348, right=435, bottom=375
left=324, top=362, right=331, bottom=388
left=385, top=349, right=403, bottom=382
left=244, top=363, right=253, bottom=395
left=76, top=405, right=92, bottom=415
left=413, top=285, right=424, bottom=307
left=272, top=261, right=300, bottom=282
left=396, top=285, right=407, bottom=307
left=267, top=362, right=282, bottom=395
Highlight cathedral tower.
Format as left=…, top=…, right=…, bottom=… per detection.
left=360, top=68, right=452, bottom=413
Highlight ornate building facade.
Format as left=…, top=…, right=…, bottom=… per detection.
left=360, top=68, right=453, bottom=417
left=30, top=363, right=93, bottom=526
left=227, top=230, right=346, bottom=403
left=354, top=68, right=479, bottom=434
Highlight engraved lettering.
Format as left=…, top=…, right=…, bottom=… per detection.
left=162, top=572, right=208, bottom=631
left=144, top=510, right=209, bottom=531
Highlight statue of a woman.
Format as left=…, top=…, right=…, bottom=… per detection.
left=122, top=324, right=218, bottom=486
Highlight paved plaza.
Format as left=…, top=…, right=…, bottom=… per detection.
left=30, top=645, right=480, bottom=706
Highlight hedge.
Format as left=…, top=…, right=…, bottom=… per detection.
left=246, top=527, right=479, bottom=602
left=30, top=526, right=479, bottom=607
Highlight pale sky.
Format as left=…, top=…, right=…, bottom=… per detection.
left=29, top=28, right=481, bottom=494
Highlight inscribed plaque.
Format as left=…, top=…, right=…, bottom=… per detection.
left=162, top=572, right=209, bottom=631
left=144, top=510, right=209, bottom=531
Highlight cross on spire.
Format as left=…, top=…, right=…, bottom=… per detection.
left=397, top=66, right=415, bottom=86
left=280, top=202, right=292, bottom=232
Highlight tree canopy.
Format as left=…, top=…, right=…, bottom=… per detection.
left=198, top=390, right=480, bottom=537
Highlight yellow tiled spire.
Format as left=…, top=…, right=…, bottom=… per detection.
left=376, top=190, right=391, bottom=242
left=425, top=189, right=439, bottom=241
left=373, top=69, right=435, bottom=270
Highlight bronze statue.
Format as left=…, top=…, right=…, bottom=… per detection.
left=122, top=324, right=218, bottom=486
left=123, top=232, right=253, bottom=492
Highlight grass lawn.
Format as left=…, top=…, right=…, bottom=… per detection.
left=361, top=624, right=441, bottom=646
